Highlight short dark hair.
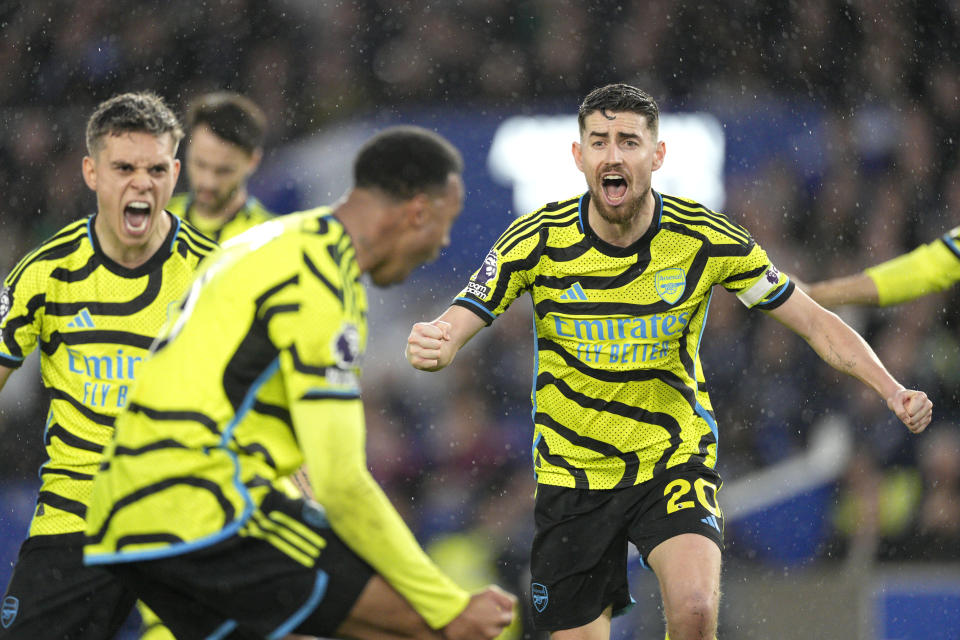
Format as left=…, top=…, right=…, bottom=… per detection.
left=86, top=92, right=184, bottom=155
left=354, top=126, right=463, bottom=200
left=578, top=84, right=660, bottom=136
left=186, top=92, right=267, bottom=153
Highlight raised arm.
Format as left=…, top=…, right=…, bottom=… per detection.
left=805, top=273, right=879, bottom=307
left=406, top=305, right=487, bottom=372
left=767, top=287, right=932, bottom=434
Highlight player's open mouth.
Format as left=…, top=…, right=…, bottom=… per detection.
left=601, top=174, right=628, bottom=205
left=123, top=201, right=151, bottom=235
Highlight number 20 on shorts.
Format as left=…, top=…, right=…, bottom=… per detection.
left=664, top=478, right=721, bottom=516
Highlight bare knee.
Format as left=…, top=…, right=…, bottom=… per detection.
left=663, top=588, right=718, bottom=640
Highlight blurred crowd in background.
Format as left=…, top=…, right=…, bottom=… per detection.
left=1, top=0, right=960, bottom=634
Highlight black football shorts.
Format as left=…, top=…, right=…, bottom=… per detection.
left=105, top=489, right=375, bottom=640
left=529, top=463, right=724, bottom=631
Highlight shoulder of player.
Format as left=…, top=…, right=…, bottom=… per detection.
left=658, top=193, right=752, bottom=246
left=170, top=214, right=219, bottom=261
left=3, top=217, right=91, bottom=289
left=492, top=194, right=582, bottom=256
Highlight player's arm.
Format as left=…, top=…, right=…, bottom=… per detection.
left=291, top=396, right=514, bottom=636
left=806, top=232, right=960, bottom=308
left=804, top=273, right=879, bottom=307
left=766, top=287, right=932, bottom=434
left=406, top=305, right=486, bottom=372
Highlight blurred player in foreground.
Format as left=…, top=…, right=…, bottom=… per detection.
left=0, top=93, right=216, bottom=639
left=167, top=91, right=274, bottom=243
left=804, top=227, right=960, bottom=307
left=83, top=126, right=516, bottom=639
left=142, top=89, right=276, bottom=640
left=405, top=84, right=932, bottom=640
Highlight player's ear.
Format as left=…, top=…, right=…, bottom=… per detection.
left=572, top=141, right=584, bottom=172
left=652, top=140, right=666, bottom=172
left=406, top=193, right=430, bottom=226
left=82, top=155, right=97, bottom=191
left=248, top=148, right=263, bottom=175
left=172, top=158, right=182, bottom=184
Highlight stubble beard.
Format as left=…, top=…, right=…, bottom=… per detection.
left=590, top=183, right=651, bottom=228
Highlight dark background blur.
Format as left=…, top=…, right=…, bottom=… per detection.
left=1, top=1, right=959, bottom=638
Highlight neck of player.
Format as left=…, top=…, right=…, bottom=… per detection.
left=96, top=210, right=172, bottom=269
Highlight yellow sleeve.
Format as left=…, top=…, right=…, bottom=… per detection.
left=288, top=395, right=470, bottom=629
left=866, top=231, right=960, bottom=306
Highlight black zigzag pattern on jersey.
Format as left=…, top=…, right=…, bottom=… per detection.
left=482, top=240, right=543, bottom=313
left=660, top=196, right=751, bottom=245
left=255, top=274, right=298, bottom=312
left=112, top=440, right=189, bottom=458
left=535, top=436, right=588, bottom=489
left=44, top=269, right=164, bottom=317
left=49, top=388, right=114, bottom=426
left=723, top=265, right=766, bottom=284
left=86, top=476, right=236, bottom=544
left=222, top=318, right=279, bottom=413
left=177, top=226, right=219, bottom=261
left=289, top=344, right=331, bottom=376
left=252, top=400, right=292, bottom=428
left=42, top=329, right=154, bottom=355
left=126, top=402, right=220, bottom=436
left=497, top=209, right=580, bottom=257
left=49, top=253, right=99, bottom=282
left=533, top=398, right=640, bottom=489
left=493, top=196, right=580, bottom=254
left=45, top=423, right=105, bottom=453
left=538, top=372, right=683, bottom=488
left=1, top=293, right=45, bottom=359
left=534, top=248, right=710, bottom=318
left=39, top=466, right=94, bottom=480
left=236, top=441, right=278, bottom=469
left=304, top=251, right=342, bottom=303
left=536, top=338, right=699, bottom=414
left=5, top=223, right=87, bottom=288
left=37, top=491, right=87, bottom=518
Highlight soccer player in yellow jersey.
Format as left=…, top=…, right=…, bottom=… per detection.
left=83, top=126, right=516, bottom=639
left=405, top=84, right=933, bottom=640
left=0, top=93, right=217, bottom=639
left=142, top=90, right=275, bottom=640
left=166, top=91, right=274, bottom=243
left=804, top=226, right=960, bottom=307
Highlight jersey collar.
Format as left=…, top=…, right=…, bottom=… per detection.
left=87, top=211, right=179, bottom=278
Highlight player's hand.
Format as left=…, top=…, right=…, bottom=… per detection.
left=406, top=320, right=452, bottom=371
left=442, top=585, right=516, bottom=640
left=886, top=388, right=933, bottom=434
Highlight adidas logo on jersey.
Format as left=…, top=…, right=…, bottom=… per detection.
left=558, top=282, right=587, bottom=301
left=701, top=515, right=720, bottom=532
left=66, top=308, right=95, bottom=329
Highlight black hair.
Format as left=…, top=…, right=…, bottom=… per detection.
left=578, top=84, right=660, bottom=136
left=186, top=91, right=267, bottom=153
left=354, top=126, right=463, bottom=200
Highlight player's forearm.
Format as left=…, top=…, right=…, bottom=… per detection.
left=804, top=310, right=903, bottom=400
left=319, top=471, right=471, bottom=629
left=806, top=273, right=879, bottom=308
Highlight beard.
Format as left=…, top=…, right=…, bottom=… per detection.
left=589, top=182, right=652, bottom=226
